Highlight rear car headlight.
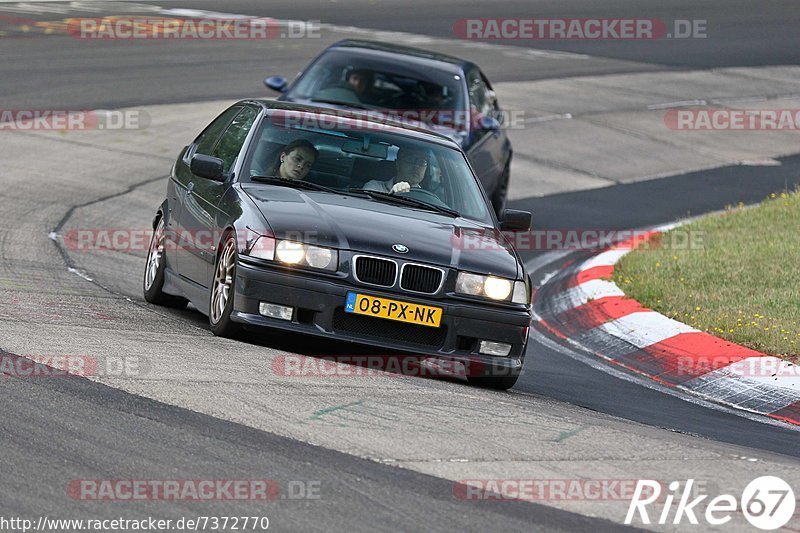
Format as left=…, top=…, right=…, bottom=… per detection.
left=274, top=240, right=338, bottom=271
left=456, top=272, right=528, bottom=304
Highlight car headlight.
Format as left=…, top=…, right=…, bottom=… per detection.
left=275, top=240, right=338, bottom=271
left=275, top=240, right=305, bottom=264
left=484, top=276, right=512, bottom=300
left=456, top=272, right=528, bottom=304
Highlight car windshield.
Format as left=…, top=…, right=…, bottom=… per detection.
left=241, top=111, right=493, bottom=224
left=285, top=49, right=467, bottom=130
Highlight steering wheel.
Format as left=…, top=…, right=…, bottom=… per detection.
left=397, top=187, right=450, bottom=208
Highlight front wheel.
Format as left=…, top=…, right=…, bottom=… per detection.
left=143, top=217, right=187, bottom=309
left=209, top=233, right=242, bottom=338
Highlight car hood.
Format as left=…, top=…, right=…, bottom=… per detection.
left=241, top=185, right=519, bottom=279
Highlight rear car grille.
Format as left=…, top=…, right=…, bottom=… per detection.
left=354, top=256, right=397, bottom=287
left=333, top=309, right=447, bottom=348
left=400, top=264, right=443, bottom=294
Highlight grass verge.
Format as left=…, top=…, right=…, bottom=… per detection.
left=615, top=190, right=799, bottom=359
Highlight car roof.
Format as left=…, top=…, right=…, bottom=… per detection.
left=242, top=99, right=462, bottom=149
left=327, top=39, right=474, bottom=74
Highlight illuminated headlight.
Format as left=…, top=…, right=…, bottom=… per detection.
left=456, top=272, right=527, bottom=303
left=275, top=240, right=305, bottom=264
left=275, top=240, right=338, bottom=271
left=484, top=276, right=512, bottom=300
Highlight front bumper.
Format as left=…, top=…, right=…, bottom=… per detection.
left=232, top=259, right=531, bottom=376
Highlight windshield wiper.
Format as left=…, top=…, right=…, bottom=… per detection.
left=250, top=175, right=339, bottom=194
left=349, top=188, right=460, bottom=218
left=308, top=98, right=371, bottom=110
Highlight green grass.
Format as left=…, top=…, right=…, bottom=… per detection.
left=615, top=191, right=800, bottom=359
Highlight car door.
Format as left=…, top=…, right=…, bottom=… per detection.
left=175, top=105, right=258, bottom=287
left=172, top=105, right=241, bottom=285
left=464, top=68, right=509, bottom=199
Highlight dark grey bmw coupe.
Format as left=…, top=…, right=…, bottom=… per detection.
left=144, top=100, right=532, bottom=389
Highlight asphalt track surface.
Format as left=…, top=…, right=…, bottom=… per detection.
left=0, top=350, right=623, bottom=532
left=1, top=0, right=799, bottom=530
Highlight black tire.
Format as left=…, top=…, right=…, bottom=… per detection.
left=491, top=163, right=510, bottom=217
left=209, top=233, right=242, bottom=338
left=467, top=372, right=520, bottom=391
left=143, top=217, right=188, bottom=309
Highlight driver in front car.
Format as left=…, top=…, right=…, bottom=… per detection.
left=363, top=147, right=428, bottom=194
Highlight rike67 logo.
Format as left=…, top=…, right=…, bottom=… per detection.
left=626, top=476, right=795, bottom=530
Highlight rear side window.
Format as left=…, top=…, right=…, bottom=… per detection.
left=467, top=69, right=495, bottom=117
left=212, top=106, right=259, bottom=174
left=194, top=106, right=242, bottom=156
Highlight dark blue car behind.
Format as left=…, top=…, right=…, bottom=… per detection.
left=264, top=39, right=514, bottom=215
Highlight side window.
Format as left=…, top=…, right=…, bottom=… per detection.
left=468, top=69, right=498, bottom=115
left=468, top=69, right=496, bottom=141
left=194, top=106, right=242, bottom=157
left=212, top=106, right=259, bottom=175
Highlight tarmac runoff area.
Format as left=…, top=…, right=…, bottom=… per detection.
left=1, top=65, right=800, bottom=528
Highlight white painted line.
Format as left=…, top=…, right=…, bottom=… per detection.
left=594, top=311, right=698, bottom=349
left=652, top=222, right=679, bottom=233
left=709, top=96, right=768, bottom=105
left=502, top=48, right=591, bottom=60
left=523, top=113, right=573, bottom=124
left=67, top=267, right=93, bottom=282
left=738, top=159, right=782, bottom=167
left=647, top=100, right=707, bottom=110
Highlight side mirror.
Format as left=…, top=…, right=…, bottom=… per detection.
left=499, top=209, right=532, bottom=231
left=190, top=154, right=225, bottom=181
left=264, top=76, right=287, bottom=93
left=478, top=115, right=501, bottom=131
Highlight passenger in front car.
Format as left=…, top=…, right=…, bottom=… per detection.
left=271, top=139, right=319, bottom=181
